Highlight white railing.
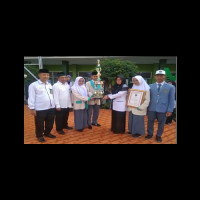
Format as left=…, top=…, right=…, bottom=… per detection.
left=24, top=65, right=38, bottom=80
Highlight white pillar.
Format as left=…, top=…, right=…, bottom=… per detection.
left=38, top=56, right=43, bottom=69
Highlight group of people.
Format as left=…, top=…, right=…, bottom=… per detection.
left=103, top=70, right=176, bottom=143
left=28, top=70, right=102, bottom=142
left=28, top=69, right=176, bottom=143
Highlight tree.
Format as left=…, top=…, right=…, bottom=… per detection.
left=100, top=58, right=138, bottom=90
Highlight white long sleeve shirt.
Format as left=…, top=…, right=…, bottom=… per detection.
left=108, top=90, right=128, bottom=112
left=28, top=80, right=55, bottom=111
left=53, top=81, right=72, bottom=108
left=156, top=81, right=165, bottom=89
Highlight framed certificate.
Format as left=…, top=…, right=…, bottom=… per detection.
left=127, top=89, right=146, bottom=108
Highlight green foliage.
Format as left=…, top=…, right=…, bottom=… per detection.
left=100, top=58, right=138, bottom=88
left=24, top=66, right=39, bottom=85
left=100, top=101, right=111, bottom=109
left=164, top=68, right=176, bottom=82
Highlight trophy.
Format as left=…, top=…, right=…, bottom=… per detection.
left=93, top=59, right=104, bottom=98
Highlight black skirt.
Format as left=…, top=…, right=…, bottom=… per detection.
left=111, top=110, right=126, bottom=133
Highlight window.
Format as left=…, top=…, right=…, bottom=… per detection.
left=137, top=72, right=152, bottom=79
left=78, top=71, right=92, bottom=82
left=136, top=72, right=152, bottom=83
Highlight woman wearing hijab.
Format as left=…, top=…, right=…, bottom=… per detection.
left=127, top=76, right=150, bottom=138
left=66, top=75, right=74, bottom=87
left=71, top=77, right=94, bottom=132
left=103, top=75, right=128, bottom=134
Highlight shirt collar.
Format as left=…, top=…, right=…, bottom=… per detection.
left=58, top=81, right=66, bottom=85
left=156, top=81, right=165, bottom=86
left=38, top=80, right=49, bottom=85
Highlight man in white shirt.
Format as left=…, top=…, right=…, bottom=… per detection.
left=28, top=69, right=56, bottom=143
left=53, top=72, right=73, bottom=135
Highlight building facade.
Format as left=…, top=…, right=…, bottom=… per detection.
left=24, top=56, right=176, bottom=84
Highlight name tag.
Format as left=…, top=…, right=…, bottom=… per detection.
left=76, top=101, right=82, bottom=104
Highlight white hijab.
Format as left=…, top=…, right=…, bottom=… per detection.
left=72, top=77, right=88, bottom=97
left=132, top=75, right=150, bottom=91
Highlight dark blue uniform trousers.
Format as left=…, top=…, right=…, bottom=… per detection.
left=147, top=111, right=167, bottom=137
left=87, top=104, right=100, bottom=126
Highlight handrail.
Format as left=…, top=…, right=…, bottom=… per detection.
left=24, top=65, right=38, bottom=80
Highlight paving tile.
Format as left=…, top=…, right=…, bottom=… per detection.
left=24, top=105, right=176, bottom=144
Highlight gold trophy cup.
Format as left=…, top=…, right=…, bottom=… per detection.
left=93, top=59, right=104, bottom=98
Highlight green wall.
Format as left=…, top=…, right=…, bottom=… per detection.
left=76, top=65, right=96, bottom=76
left=45, top=64, right=96, bottom=81
left=44, top=65, right=62, bottom=71
left=44, top=63, right=176, bottom=83
left=137, top=63, right=176, bottom=83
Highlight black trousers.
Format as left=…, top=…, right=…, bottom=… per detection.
left=35, top=108, right=55, bottom=138
left=111, top=110, right=126, bottom=133
left=55, top=108, right=70, bottom=131
left=165, top=109, right=176, bottom=124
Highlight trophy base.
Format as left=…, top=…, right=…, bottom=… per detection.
left=93, top=95, right=104, bottom=99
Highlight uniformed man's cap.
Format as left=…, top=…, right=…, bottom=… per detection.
left=39, top=69, right=49, bottom=73
left=155, top=70, right=166, bottom=75
left=57, top=72, right=66, bottom=77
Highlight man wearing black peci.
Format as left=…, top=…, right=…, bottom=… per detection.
left=28, top=69, right=56, bottom=143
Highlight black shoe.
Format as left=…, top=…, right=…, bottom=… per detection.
left=133, top=134, right=142, bottom=138
left=88, top=125, right=92, bottom=129
left=57, top=130, right=65, bottom=135
left=63, top=126, right=73, bottom=130
left=145, top=135, right=153, bottom=140
left=77, top=129, right=83, bottom=132
left=38, top=137, right=45, bottom=143
left=92, top=123, right=101, bottom=126
left=127, top=132, right=132, bottom=135
left=44, top=133, right=56, bottom=138
left=156, top=136, right=162, bottom=143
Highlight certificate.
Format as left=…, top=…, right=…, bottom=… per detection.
left=127, top=89, right=146, bottom=108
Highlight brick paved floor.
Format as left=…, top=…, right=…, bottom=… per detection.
left=24, top=105, right=176, bottom=144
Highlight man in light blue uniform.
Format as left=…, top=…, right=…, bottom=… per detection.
left=146, top=70, right=175, bottom=143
